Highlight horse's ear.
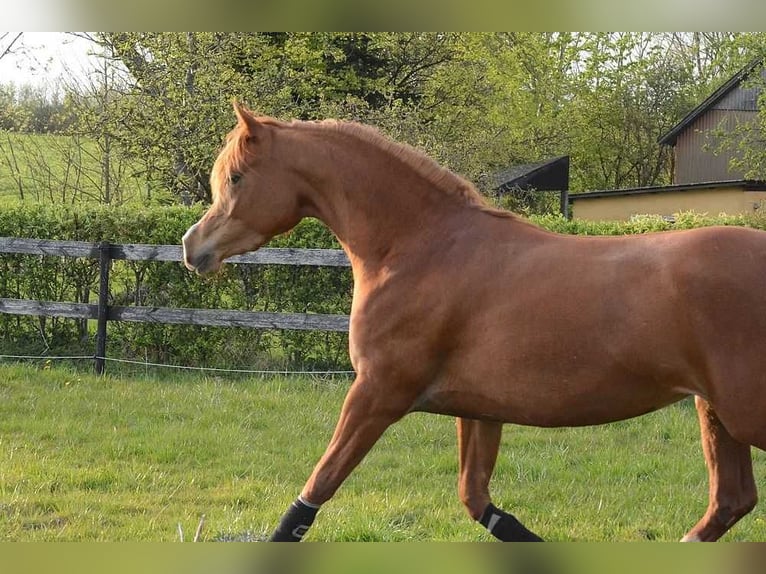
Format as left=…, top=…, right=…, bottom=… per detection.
left=232, top=100, right=262, bottom=138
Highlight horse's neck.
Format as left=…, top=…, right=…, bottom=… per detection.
left=301, top=129, right=474, bottom=267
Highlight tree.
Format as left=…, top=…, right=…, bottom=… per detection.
left=0, top=32, right=22, bottom=62
left=92, top=33, right=269, bottom=203
left=22, top=32, right=757, bottom=210
left=566, top=34, right=670, bottom=190
left=559, top=33, right=746, bottom=192
left=81, top=33, right=464, bottom=204
left=60, top=47, right=139, bottom=204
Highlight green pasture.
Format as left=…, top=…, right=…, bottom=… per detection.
left=0, top=362, right=764, bottom=542
left=0, top=132, right=157, bottom=207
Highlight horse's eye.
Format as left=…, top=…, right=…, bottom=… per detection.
left=229, top=173, right=242, bottom=185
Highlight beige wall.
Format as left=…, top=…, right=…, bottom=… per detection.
left=571, top=187, right=766, bottom=221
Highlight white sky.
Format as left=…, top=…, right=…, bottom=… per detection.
left=0, top=32, right=99, bottom=89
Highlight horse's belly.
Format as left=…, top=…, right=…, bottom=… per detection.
left=412, top=379, right=689, bottom=427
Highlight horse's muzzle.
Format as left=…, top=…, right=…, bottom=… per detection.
left=182, top=223, right=219, bottom=275
left=184, top=251, right=217, bottom=275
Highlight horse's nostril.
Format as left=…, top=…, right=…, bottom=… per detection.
left=185, top=251, right=218, bottom=275
left=183, top=250, right=204, bottom=270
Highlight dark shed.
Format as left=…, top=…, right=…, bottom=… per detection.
left=493, top=155, right=570, bottom=216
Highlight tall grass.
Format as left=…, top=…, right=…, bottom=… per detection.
left=0, top=362, right=764, bottom=541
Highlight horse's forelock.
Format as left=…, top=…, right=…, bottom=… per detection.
left=211, top=124, right=252, bottom=200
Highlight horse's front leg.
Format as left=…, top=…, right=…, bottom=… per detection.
left=268, top=375, right=411, bottom=541
left=457, top=418, right=543, bottom=541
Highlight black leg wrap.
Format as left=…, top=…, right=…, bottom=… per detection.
left=479, top=503, right=544, bottom=542
left=268, top=498, right=320, bottom=542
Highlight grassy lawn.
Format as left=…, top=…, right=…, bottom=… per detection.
left=0, top=362, right=764, bottom=542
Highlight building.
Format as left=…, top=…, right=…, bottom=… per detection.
left=570, top=180, right=766, bottom=221
left=569, top=60, right=766, bottom=221
left=493, top=156, right=570, bottom=216
left=659, top=58, right=765, bottom=184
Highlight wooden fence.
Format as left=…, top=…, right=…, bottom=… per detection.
left=0, top=237, right=350, bottom=373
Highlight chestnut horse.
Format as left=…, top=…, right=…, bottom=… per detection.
left=183, top=102, right=766, bottom=542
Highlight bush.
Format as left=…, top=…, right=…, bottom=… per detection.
left=0, top=204, right=352, bottom=371
left=530, top=211, right=766, bottom=235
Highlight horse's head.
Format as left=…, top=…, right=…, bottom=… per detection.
left=182, top=102, right=306, bottom=275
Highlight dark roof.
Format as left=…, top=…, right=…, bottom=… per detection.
left=493, top=155, right=569, bottom=192
left=658, top=59, right=763, bottom=147
left=569, top=179, right=766, bottom=202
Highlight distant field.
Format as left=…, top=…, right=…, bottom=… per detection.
left=0, top=131, right=150, bottom=206
left=0, top=362, right=764, bottom=542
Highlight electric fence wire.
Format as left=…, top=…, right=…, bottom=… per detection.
left=0, top=353, right=355, bottom=377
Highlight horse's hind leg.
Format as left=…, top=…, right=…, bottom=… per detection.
left=457, top=418, right=542, bottom=541
left=682, top=396, right=757, bottom=541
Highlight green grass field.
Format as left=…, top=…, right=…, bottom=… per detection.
left=0, top=362, right=765, bottom=542
left=0, top=132, right=157, bottom=207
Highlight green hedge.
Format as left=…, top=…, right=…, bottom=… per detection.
left=2, top=206, right=766, bottom=371
left=0, top=204, right=351, bottom=370
left=530, top=211, right=766, bottom=235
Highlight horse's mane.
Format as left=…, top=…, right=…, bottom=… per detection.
left=312, top=120, right=517, bottom=219
left=321, top=121, right=482, bottom=201
left=214, top=114, right=519, bottom=221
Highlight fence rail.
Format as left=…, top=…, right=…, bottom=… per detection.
left=0, top=237, right=351, bottom=373
left=0, top=237, right=351, bottom=266
left=0, top=298, right=350, bottom=331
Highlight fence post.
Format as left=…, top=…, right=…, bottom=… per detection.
left=95, top=241, right=111, bottom=375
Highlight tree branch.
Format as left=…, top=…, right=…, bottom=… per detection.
left=0, top=32, right=22, bottom=61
